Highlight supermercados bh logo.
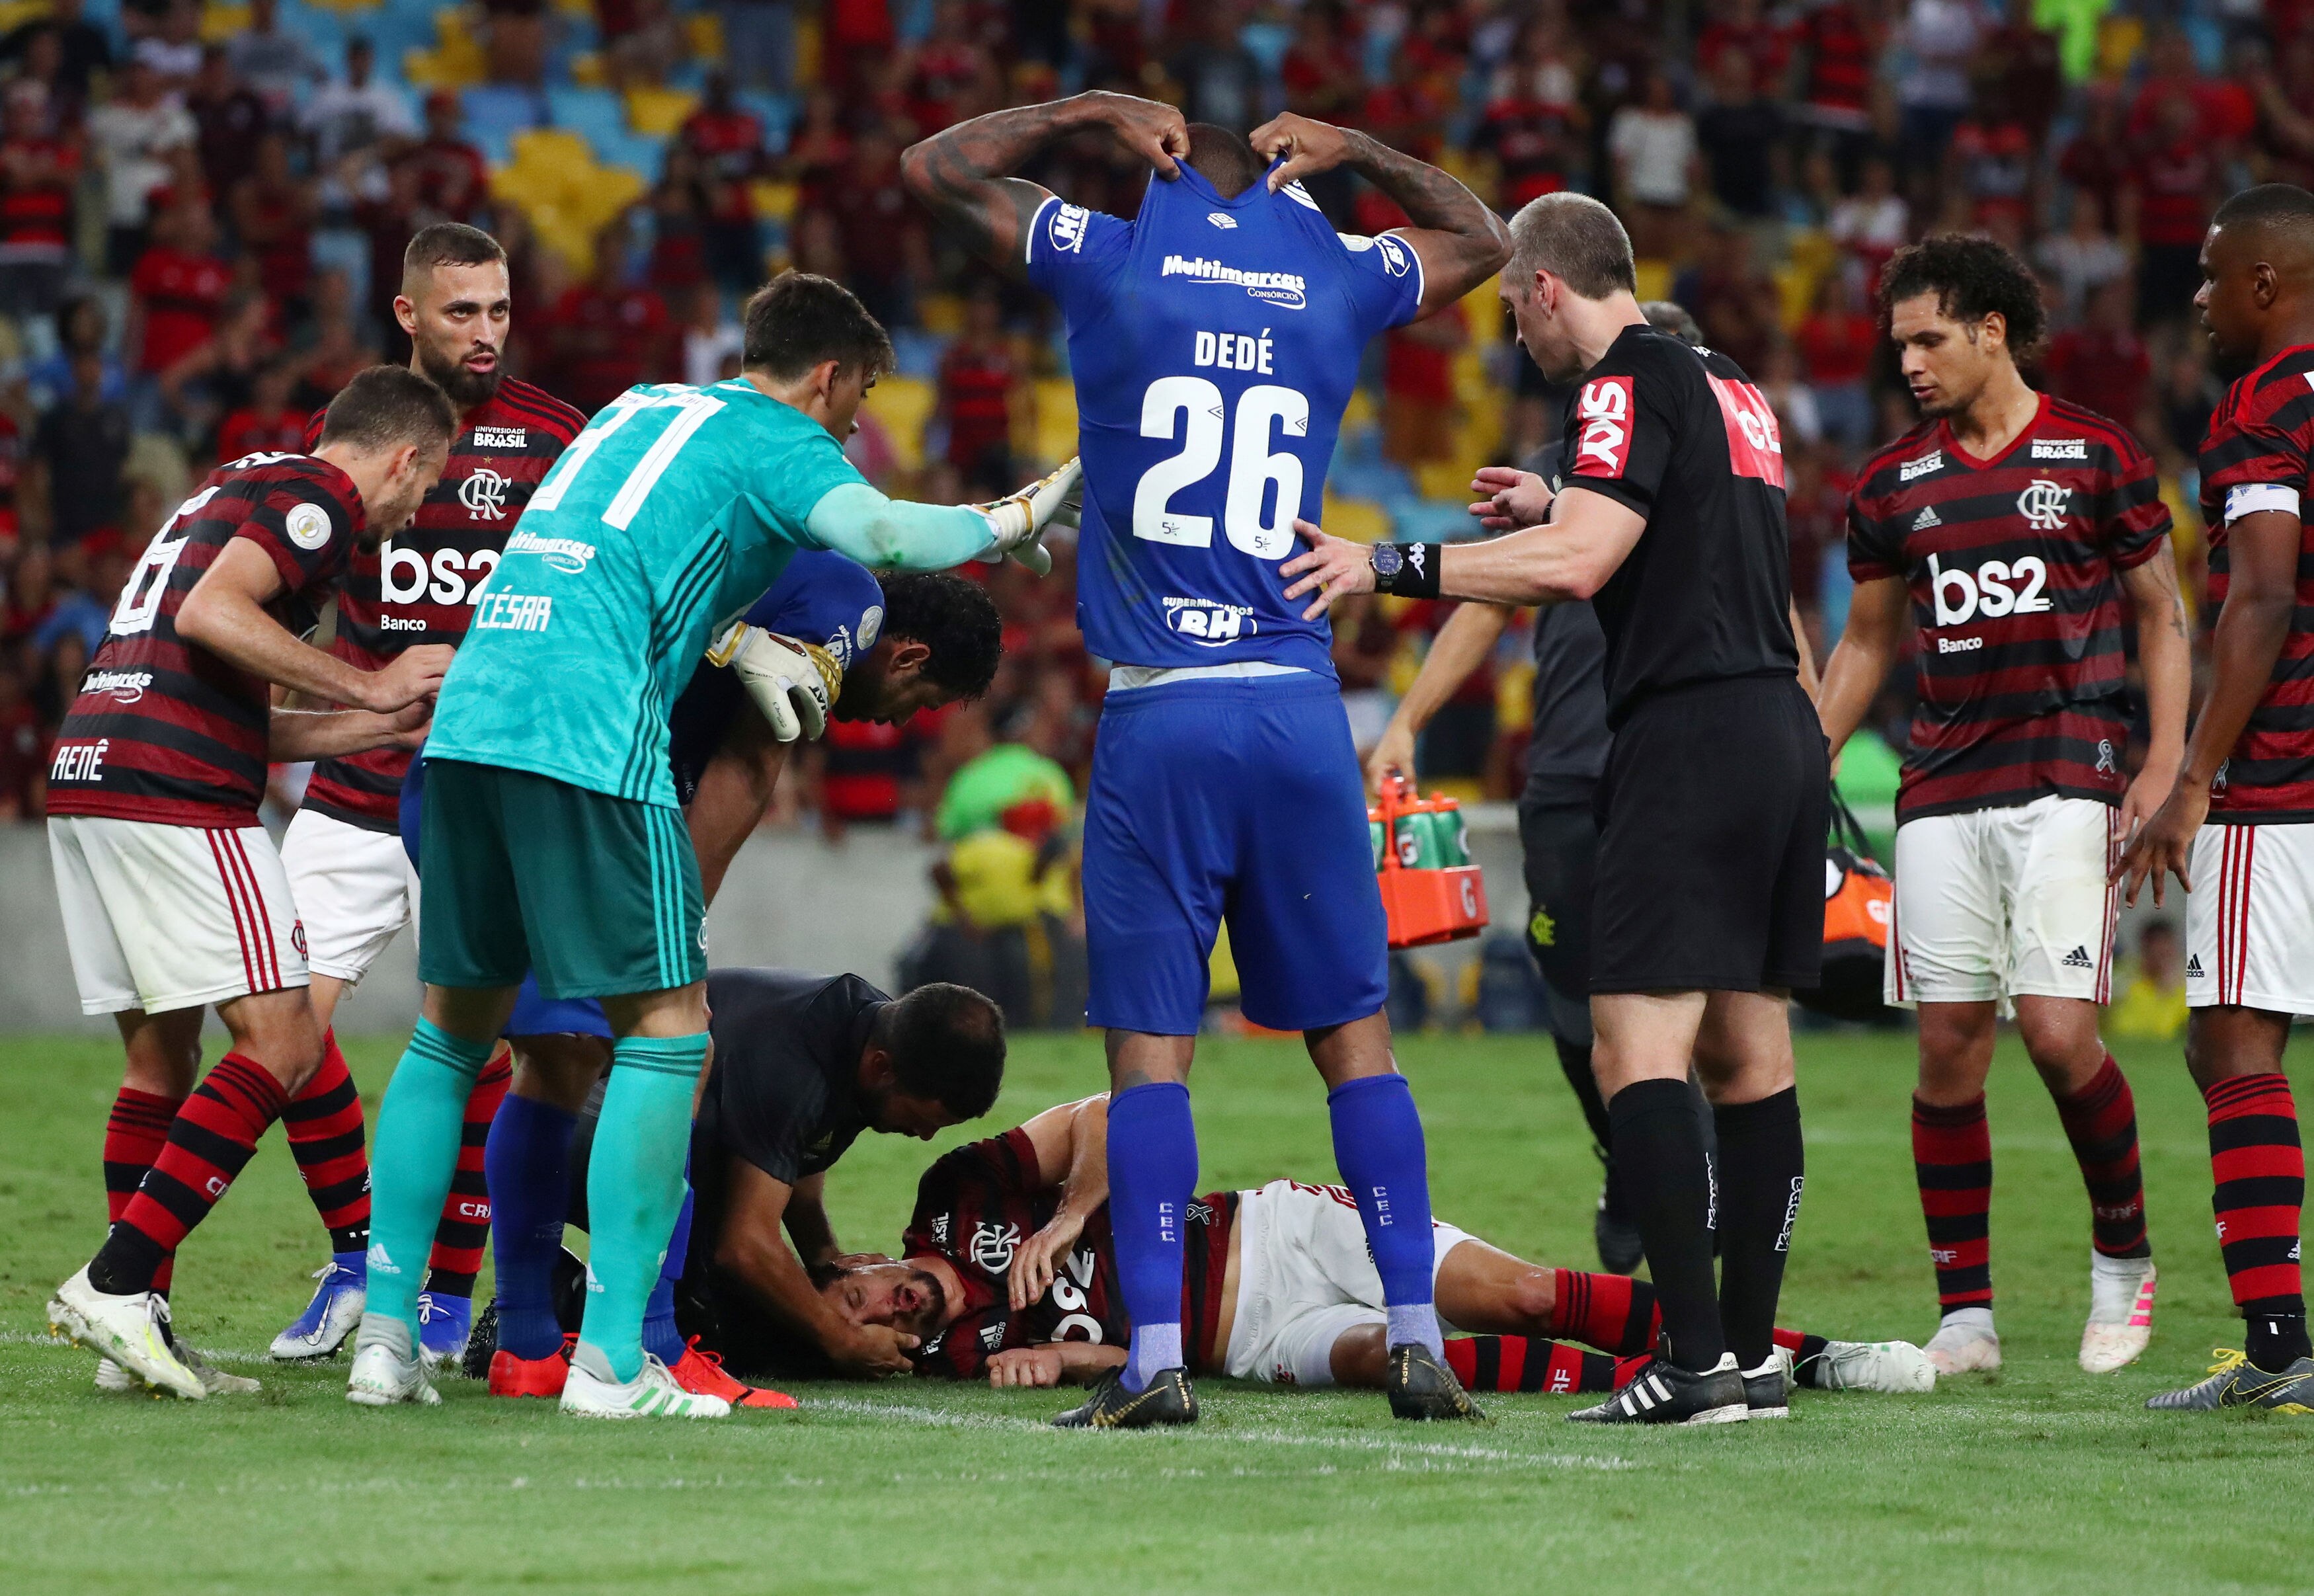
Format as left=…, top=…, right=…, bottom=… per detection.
left=1164, top=595, right=1257, bottom=644
left=1048, top=202, right=1090, bottom=254
left=505, top=528, right=597, bottom=573
left=1160, top=254, right=1308, bottom=309
left=82, top=668, right=151, bottom=704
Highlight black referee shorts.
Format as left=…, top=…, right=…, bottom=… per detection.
left=1592, top=678, right=1829, bottom=995
left=1516, top=794, right=1598, bottom=1045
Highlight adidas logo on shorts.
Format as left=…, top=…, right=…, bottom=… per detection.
left=2186, top=955, right=2205, bottom=978
left=2061, top=945, right=2093, bottom=970
left=1911, top=505, right=1942, bottom=530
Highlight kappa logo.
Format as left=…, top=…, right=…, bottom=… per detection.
left=471, top=425, right=527, bottom=450
left=1572, top=375, right=1634, bottom=477
left=2061, top=945, right=2094, bottom=969
left=458, top=467, right=510, bottom=520
left=1900, top=450, right=1944, bottom=482
left=2017, top=478, right=2071, bottom=530
left=1048, top=202, right=1090, bottom=254
left=1207, top=211, right=1237, bottom=229
left=1774, top=1176, right=1805, bottom=1254
left=1912, top=505, right=1942, bottom=530
left=2030, top=438, right=2088, bottom=461
left=970, top=1220, right=1023, bottom=1273
left=2186, top=955, right=2206, bottom=978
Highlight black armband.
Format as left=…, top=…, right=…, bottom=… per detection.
left=1376, top=541, right=1442, bottom=599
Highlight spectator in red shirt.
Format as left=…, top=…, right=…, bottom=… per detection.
left=2128, top=23, right=2254, bottom=152
left=782, top=87, right=851, bottom=210
left=1793, top=0, right=1876, bottom=184
left=822, top=0, right=895, bottom=94
left=1361, top=50, right=1449, bottom=164
left=405, top=89, right=491, bottom=219
left=544, top=223, right=674, bottom=413
left=126, top=199, right=228, bottom=377
left=228, top=130, right=314, bottom=314
left=826, top=127, right=923, bottom=329
left=0, top=81, right=79, bottom=325
left=1696, top=0, right=1792, bottom=99
left=937, top=282, right=1019, bottom=498
left=1946, top=91, right=2034, bottom=232
left=645, top=145, right=710, bottom=295
left=1279, top=2, right=1361, bottom=121
left=2058, top=88, right=2130, bottom=236
left=188, top=43, right=266, bottom=198
left=2130, top=92, right=2223, bottom=329
left=1796, top=273, right=1876, bottom=448
left=2045, top=279, right=2152, bottom=436
left=214, top=358, right=304, bottom=463
left=354, top=159, right=446, bottom=361
left=680, top=72, right=766, bottom=294
left=1381, top=297, right=1466, bottom=469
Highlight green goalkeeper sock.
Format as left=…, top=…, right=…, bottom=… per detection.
left=577, top=1033, right=707, bottom=1384
left=360, top=1019, right=493, bottom=1339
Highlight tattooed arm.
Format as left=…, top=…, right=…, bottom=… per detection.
left=900, top=92, right=1189, bottom=280
left=1250, top=112, right=1513, bottom=312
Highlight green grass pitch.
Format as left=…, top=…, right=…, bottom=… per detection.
left=1, top=1027, right=2308, bottom=1595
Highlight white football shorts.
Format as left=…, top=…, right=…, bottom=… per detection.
left=49, top=814, right=309, bottom=1016
left=2184, top=821, right=2314, bottom=1014
left=1886, top=793, right=2118, bottom=1007
left=1222, top=1178, right=1476, bottom=1388
left=280, top=807, right=419, bottom=983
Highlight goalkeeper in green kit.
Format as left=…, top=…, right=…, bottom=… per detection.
left=346, top=273, right=1076, bottom=1417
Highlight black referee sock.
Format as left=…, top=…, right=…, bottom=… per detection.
left=1714, top=1087, right=1805, bottom=1373
left=1609, top=1077, right=1726, bottom=1371
left=1552, top=1037, right=1614, bottom=1152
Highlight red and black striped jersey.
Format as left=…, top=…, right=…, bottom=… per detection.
left=2196, top=342, right=2314, bottom=821
left=46, top=454, right=365, bottom=828
left=1848, top=395, right=2170, bottom=824
left=902, top=1127, right=1236, bottom=1380
left=299, top=376, right=586, bottom=831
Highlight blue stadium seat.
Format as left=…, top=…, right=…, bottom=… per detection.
left=737, top=91, right=795, bottom=153
left=461, top=86, right=545, bottom=167
left=545, top=85, right=625, bottom=149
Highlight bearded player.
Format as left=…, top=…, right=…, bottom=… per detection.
left=1816, top=236, right=2188, bottom=1378
left=817, top=1094, right=1933, bottom=1404
left=44, top=368, right=456, bottom=1399
left=268, top=222, right=591, bottom=1370
left=2118, top=183, right=2314, bottom=1412
left=905, top=91, right=1512, bottom=1426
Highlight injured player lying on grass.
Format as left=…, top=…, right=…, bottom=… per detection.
left=820, top=1095, right=1935, bottom=1404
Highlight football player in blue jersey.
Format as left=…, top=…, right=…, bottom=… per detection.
left=904, top=93, right=1511, bottom=1426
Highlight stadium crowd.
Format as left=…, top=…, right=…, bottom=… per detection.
left=0, top=0, right=2276, bottom=984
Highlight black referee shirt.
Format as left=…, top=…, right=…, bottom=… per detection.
left=1556, top=324, right=1799, bottom=725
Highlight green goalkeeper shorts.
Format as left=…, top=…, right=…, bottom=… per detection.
left=416, top=759, right=706, bottom=999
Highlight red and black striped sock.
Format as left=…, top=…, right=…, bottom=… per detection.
left=2205, top=1072, right=2311, bottom=1370
left=1771, top=1326, right=1836, bottom=1388
left=87, top=1055, right=288, bottom=1297
left=104, top=1088, right=184, bottom=1296
left=2054, top=1055, right=2149, bottom=1259
left=1913, top=1094, right=1993, bottom=1314
left=1549, top=1268, right=1657, bottom=1355
left=1443, top=1336, right=1615, bottom=1394
left=282, top=1031, right=370, bottom=1254
left=423, top=1044, right=512, bottom=1299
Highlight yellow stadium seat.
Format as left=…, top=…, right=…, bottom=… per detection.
left=1341, top=385, right=1376, bottom=432
left=684, top=11, right=725, bottom=62
left=1634, top=258, right=1673, bottom=303
left=303, top=0, right=379, bottom=13
left=571, top=51, right=608, bottom=87
left=200, top=3, right=249, bottom=42
left=1031, top=378, right=1078, bottom=463
left=794, top=15, right=820, bottom=83
left=0, top=0, right=48, bottom=28
left=861, top=376, right=935, bottom=471
left=625, top=87, right=699, bottom=138
left=552, top=0, right=590, bottom=15
left=1319, top=494, right=1390, bottom=545
left=749, top=180, right=799, bottom=223
left=915, top=292, right=963, bottom=337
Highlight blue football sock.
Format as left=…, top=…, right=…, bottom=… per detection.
left=1329, top=1072, right=1445, bottom=1360
left=484, top=1091, right=578, bottom=1361
left=360, top=1019, right=493, bottom=1341
left=641, top=1176, right=695, bottom=1368
left=577, top=1034, right=706, bottom=1383
left=1108, top=1081, right=1198, bottom=1391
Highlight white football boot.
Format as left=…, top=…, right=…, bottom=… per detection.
left=1812, top=1339, right=1937, bottom=1393
left=346, top=1320, right=442, bottom=1407
left=49, top=1266, right=204, bottom=1400
left=2080, top=1256, right=2157, bottom=1374
left=560, top=1346, right=731, bottom=1420
left=1923, top=1308, right=2001, bottom=1375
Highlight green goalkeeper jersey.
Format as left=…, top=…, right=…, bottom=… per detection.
left=426, top=379, right=991, bottom=807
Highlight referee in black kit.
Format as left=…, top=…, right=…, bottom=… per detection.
left=1285, top=193, right=1826, bottom=1425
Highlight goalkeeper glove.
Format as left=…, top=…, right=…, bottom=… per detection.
left=977, top=456, right=1081, bottom=576
left=704, top=622, right=841, bottom=742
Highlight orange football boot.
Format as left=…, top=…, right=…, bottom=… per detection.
left=669, top=1337, right=797, bottom=1410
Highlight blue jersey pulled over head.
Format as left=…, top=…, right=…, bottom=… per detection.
left=1026, top=164, right=1424, bottom=674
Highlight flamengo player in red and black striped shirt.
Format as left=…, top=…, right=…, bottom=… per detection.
left=846, top=1096, right=1918, bottom=1398
left=42, top=367, right=458, bottom=1401
left=2118, top=184, right=2314, bottom=1411
left=268, top=222, right=586, bottom=1369
left=1818, top=237, right=2190, bottom=1383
